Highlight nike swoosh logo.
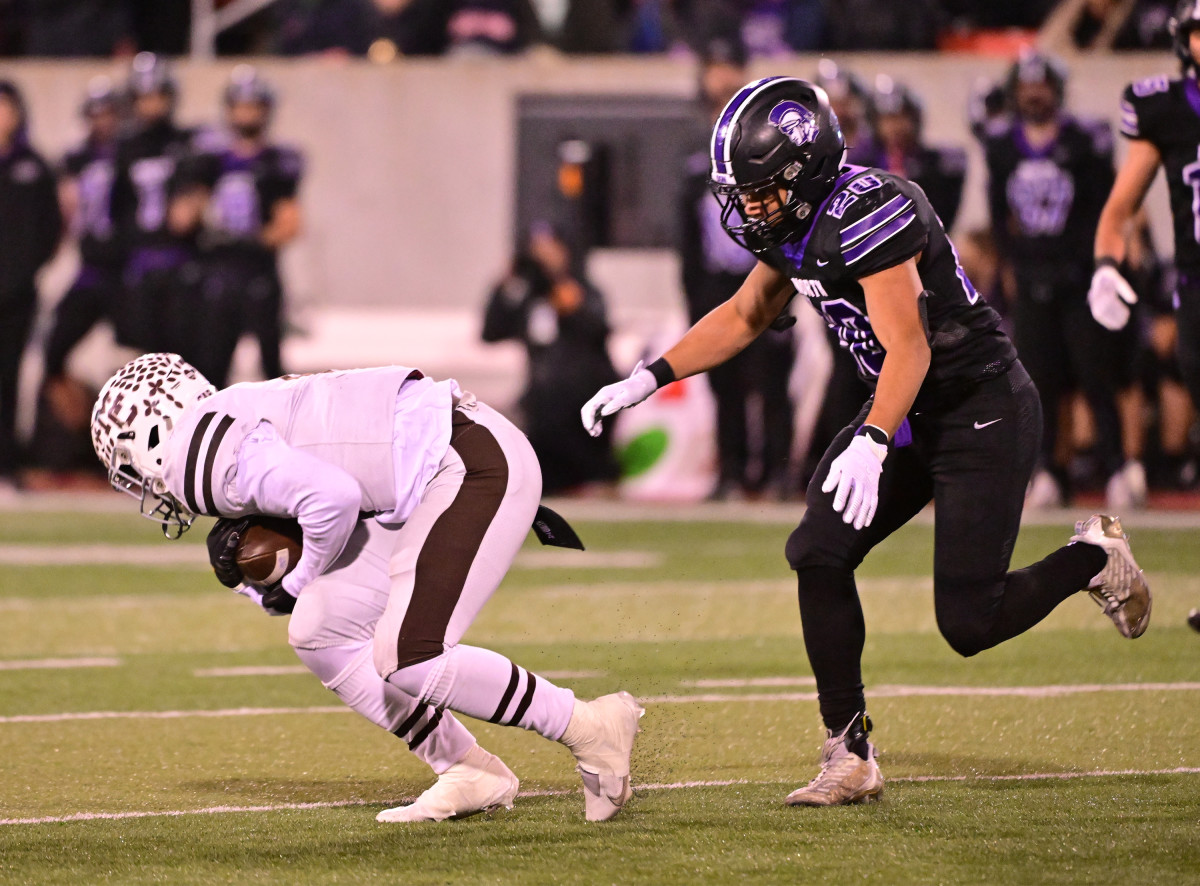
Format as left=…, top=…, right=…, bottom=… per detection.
left=816, top=259, right=829, bottom=267
left=974, top=419, right=1002, bottom=429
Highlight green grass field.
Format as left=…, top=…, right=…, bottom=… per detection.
left=0, top=504, right=1197, bottom=885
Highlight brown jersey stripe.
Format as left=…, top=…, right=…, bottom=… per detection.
left=182, top=412, right=217, bottom=515
left=489, top=663, right=521, bottom=724
left=201, top=415, right=235, bottom=516
left=394, top=410, right=510, bottom=671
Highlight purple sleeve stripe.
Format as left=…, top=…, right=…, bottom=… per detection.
left=840, top=195, right=912, bottom=246
left=843, top=210, right=917, bottom=265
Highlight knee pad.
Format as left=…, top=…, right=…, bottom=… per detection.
left=387, top=646, right=458, bottom=708
left=934, top=607, right=988, bottom=658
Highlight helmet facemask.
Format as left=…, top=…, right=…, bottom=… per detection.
left=710, top=161, right=816, bottom=252
left=91, top=353, right=215, bottom=538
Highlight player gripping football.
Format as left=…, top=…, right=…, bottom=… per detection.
left=91, top=354, right=643, bottom=822
left=582, top=77, right=1151, bottom=806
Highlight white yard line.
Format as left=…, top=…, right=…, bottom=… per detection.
left=194, top=666, right=310, bottom=678
left=0, top=657, right=119, bottom=671
left=683, top=677, right=817, bottom=688
left=3, top=768, right=1197, bottom=827
left=6, top=681, right=1200, bottom=725
left=0, top=545, right=658, bottom=570
left=0, top=545, right=208, bottom=567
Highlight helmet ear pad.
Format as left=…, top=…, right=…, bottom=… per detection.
left=1171, top=0, right=1200, bottom=70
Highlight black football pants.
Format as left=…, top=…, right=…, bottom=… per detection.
left=785, top=363, right=1107, bottom=733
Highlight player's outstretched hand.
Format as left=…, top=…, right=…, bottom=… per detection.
left=822, top=433, right=888, bottom=530
left=1088, top=263, right=1138, bottom=331
left=581, top=361, right=658, bottom=438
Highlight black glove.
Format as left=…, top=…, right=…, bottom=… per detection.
left=206, top=517, right=250, bottom=588
left=260, top=583, right=297, bottom=615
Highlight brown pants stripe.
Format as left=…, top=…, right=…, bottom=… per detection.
left=393, top=410, right=510, bottom=670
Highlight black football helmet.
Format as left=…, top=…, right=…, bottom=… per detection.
left=709, top=77, right=845, bottom=254
left=127, top=52, right=177, bottom=100
left=1004, top=50, right=1067, bottom=108
left=872, top=75, right=923, bottom=135
left=81, top=75, right=119, bottom=119
left=1170, top=0, right=1200, bottom=72
left=223, top=64, right=275, bottom=110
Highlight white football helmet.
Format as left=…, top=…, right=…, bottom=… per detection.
left=91, top=353, right=215, bottom=537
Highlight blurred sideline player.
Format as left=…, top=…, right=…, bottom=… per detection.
left=44, top=77, right=125, bottom=388
left=678, top=37, right=795, bottom=499
left=1090, top=0, right=1200, bottom=631
left=90, top=354, right=643, bottom=822
left=190, top=66, right=302, bottom=388
left=583, top=77, right=1151, bottom=805
left=866, top=75, right=966, bottom=233
left=109, top=53, right=205, bottom=356
left=983, top=51, right=1143, bottom=510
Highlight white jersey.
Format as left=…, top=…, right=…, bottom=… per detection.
left=162, top=366, right=460, bottom=595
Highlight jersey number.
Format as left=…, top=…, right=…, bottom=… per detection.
left=1184, top=148, right=1200, bottom=245
left=816, top=298, right=886, bottom=378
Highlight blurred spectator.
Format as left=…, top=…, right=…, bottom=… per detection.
left=189, top=66, right=304, bottom=388
left=1040, top=0, right=1174, bottom=52
left=738, top=0, right=826, bottom=54
left=42, top=77, right=125, bottom=386
left=943, top=0, right=1058, bottom=28
left=618, top=0, right=689, bottom=53
left=865, top=75, right=967, bottom=231
left=22, top=0, right=133, bottom=56
left=482, top=223, right=620, bottom=495
left=108, top=53, right=205, bottom=356
left=982, top=51, right=1140, bottom=507
left=678, top=41, right=795, bottom=499
left=823, top=0, right=944, bottom=50
left=276, top=0, right=377, bottom=55
left=445, top=0, right=536, bottom=54
left=524, top=0, right=621, bottom=53
left=130, top=0, right=191, bottom=54
left=0, top=79, right=61, bottom=487
left=371, top=0, right=453, bottom=55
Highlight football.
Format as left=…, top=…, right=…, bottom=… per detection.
left=236, top=516, right=303, bottom=589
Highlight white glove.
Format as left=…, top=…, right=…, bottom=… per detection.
left=1088, top=264, right=1138, bottom=331
left=233, top=585, right=288, bottom=617
left=581, top=361, right=658, bottom=438
left=821, top=432, right=888, bottom=530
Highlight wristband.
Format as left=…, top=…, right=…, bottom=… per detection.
left=1094, top=256, right=1120, bottom=271
left=645, top=357, right=677, bottom=389
left=855, top=424, right=889, bottom=447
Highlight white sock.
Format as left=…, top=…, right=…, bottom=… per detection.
left=294, top=643, right=476, bottom=774
left=387, top=644, right=575, bottom=741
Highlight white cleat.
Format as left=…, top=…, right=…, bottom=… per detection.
left=1105, top=460, right=1147, bottom=511
left=1070, top=514, right=1151, bottom=639
left=785, top=722, right=884, bottom=807
left=376, top=745, right=518, bottom=823
left=560, top=691, right=645, bottom=821
left=1026, top=468, right=1063, bottom=510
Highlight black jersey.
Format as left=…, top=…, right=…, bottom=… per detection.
left=983, top=115, right=1114, bottom=274
left=61, top=139, right=119, bottom=267
left=1120, top=74, right=1200, bottom=274
left=109, top=120, right=198, bottom=252
left=192, top=139, right=303, bottom=262
left=759, top=165, right=1016, bottom=405
left=863, top=144, right=967, bottom=232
